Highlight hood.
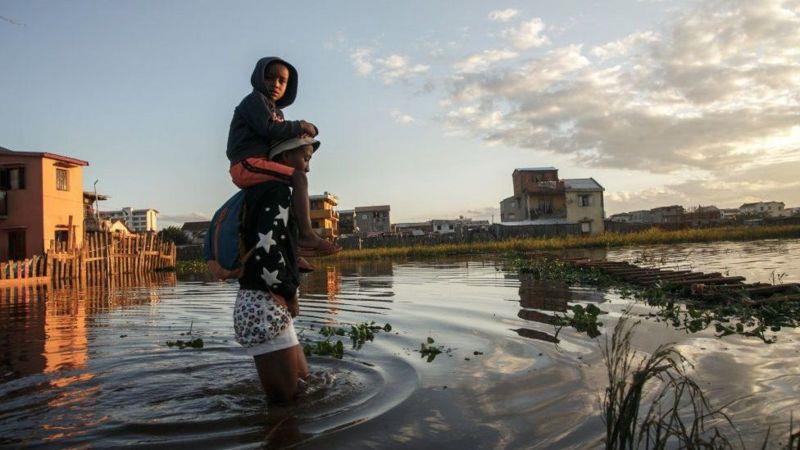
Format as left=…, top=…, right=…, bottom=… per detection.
left=250, top=56, right=299, bottom=108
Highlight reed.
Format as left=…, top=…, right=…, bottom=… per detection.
left=603, top=317, right=800, bottom=449
left=328, top=225, right=800, bottom=261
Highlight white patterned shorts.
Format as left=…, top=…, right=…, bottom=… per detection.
left=234, top=289, right=298, bottom=356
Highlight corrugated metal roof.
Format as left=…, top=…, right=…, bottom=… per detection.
left=563, top=178, right=604, bottom=191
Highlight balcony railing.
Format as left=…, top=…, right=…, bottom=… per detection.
left=521, top=180, right=565, bottom=194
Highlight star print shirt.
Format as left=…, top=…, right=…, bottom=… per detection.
left=238, top=181, right=299, bottom=300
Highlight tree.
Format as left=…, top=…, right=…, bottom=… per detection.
left=158, top=226, right=189, bottom=245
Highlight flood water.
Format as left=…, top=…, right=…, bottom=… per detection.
left=2, top=239, right=799, bottom=448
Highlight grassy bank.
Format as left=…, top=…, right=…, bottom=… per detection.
left=328, top=225, right=800, bottom=261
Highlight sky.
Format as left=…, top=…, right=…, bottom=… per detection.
left=1, top=0, right=799, bottom=227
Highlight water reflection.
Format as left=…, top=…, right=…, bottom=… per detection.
left=0, top=273, right=176, bottom=383
left=514, top=273, right=605, bottom=344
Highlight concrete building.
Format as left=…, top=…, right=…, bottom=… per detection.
left=99, top=207, right=158, bottom=233
left=500, top=167, right=605, bottom=234
left=740, top=201, right=786, bottom=217
left=609, top=212, right=632, bottom=223
left=629, top=210, right=653, bottom=223
left=338, top=209, right=356, bottom=235
left=564, top=178, right=605, bottom=234
left=684, top=205, right=722, bottom=227
left=720, top=208, right=741, bottom=221
left=309, top=192, right=339, bottom=239
left=650, top=205, right=685, bottom=224
left=355, top=205, right=391, bottom=236
left=394, top=221, right=432, bottom=236
left=0, top=146, right=89, bottom=260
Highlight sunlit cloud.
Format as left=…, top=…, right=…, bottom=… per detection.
left=488, top=9, right=519, bottom=22
left=501, top=17, right=549, bottom=49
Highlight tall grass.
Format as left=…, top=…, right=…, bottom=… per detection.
left=329, top=225, right=800, bottom=261
left=603, top=317, right=800, bottom=449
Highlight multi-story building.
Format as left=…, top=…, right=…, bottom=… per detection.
left=739, top=201, right=786, bottom=217
left=500, top=167, right=605, bottom=234
left=338, top=209, right=355, bottom=235
left=650, top=205, right=685, bottom=224
left=309, top=192, right=339, bottom=239
left=355, top=205, right=391, bottom=235
left=629, top=210, right=653, bottom=223
left=564, top=179, right=605, bottom=234
left=683, top=205, right=722, bottom=227
left=609, top=212, right=632, bottom=223
left=99, top=207, right=158, bottom=233
left=0, top=146, right=88, bottom=260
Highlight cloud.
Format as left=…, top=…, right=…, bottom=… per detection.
left=453, top=48, right=518, bottom=73
left=375, top=54, right=429, bottom=84
left=502, top=17, right=549, bottom=49
left=391, top=110, right=415, bottom=124
left=488, top=9, right=519, bottom=22
left=443, top=0, right=800, bottom=194
left=590, top=31, right=659, bottom=60
left=159, top=212, right=210, bottom=225
left=350, top=47, right=374, bottom=75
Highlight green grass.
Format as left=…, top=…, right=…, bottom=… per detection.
left=327, top=225, right=800, bottom=261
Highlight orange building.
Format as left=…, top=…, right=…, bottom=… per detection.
left=309, top=192, right=339, bottom=239
left=0, top=146, right=88, bottom=261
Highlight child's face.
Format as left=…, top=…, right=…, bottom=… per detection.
left=280, top=145, right=313, bottom=173
left=264, top=63, right=290, bottom=102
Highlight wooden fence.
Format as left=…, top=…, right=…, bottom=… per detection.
left=0, top=232, right=176, bottom=291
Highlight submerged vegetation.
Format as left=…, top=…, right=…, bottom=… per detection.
left=508, top=256, right=800, bottom=342
left=329, top=225, right=800, bottom=261
left=302, top=321, right=391, bottom=359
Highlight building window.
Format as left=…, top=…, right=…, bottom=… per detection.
left=56, top=168, right=69, bottom=191
left=0, top=166, right=25, bottom=190
left=579, top=195, right=591, bottom=207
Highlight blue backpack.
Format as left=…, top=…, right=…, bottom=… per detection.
left=204, top=191, right=256, bottom=279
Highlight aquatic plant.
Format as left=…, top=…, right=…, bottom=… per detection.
left=602, top=317, right=800, bottom=449
left=165, top=338, right=204, bottom=349
left=325, top=224, right=800, bottom=261
left=419, top=337, right=449, bottom=362
left=603, top=317, right=741, bottom=449
left=553, top=304, right=605, bottom=338
left=303, top=322, right=391, bottom=358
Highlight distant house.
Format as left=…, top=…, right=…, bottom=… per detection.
left=355, top=205, right=391, bottom=235
left=83, top=191, right=110, bottom=232
left=499, top=167, right=605, bottom=234
left=0, top=146, right=88, bottom=260
left=181, top=221, right=211, bottom=244
left=104, top=219, right=133, bottom=235
left=394, top=221, right=432, bottom=236
left=310, top=192, right=339, bottom=239
left=564, top=178, right=605, bottom=234
left=609, top=212, right=632, bottom=223
left=338, top=209, right=355, bottom=235
left=720, top=208, right=740, bottom=221
left=650, top=205, right=685, bottom=224
left=99, top=207, right=158, bottom=232
left=683, top=205, right=721, bottom=227
left=629, top=210, right=653, bottom=223
left=740, top=201, right=786, bottom=218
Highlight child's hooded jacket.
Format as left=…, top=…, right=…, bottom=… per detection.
left=226, top=57, right=304, bottom=164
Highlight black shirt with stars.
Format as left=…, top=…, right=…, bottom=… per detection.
left=238, top=181, right=299, bottom=300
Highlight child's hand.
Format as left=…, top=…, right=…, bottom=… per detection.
left=299, top=121, right=318, bottom=137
